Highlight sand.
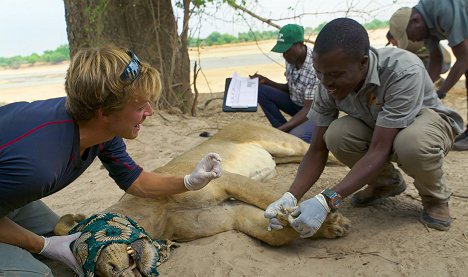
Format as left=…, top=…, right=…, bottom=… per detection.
left=2, top=29, right=468, bottom=276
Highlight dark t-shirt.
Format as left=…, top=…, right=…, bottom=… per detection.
left=0, top=97, right=142, bottom=217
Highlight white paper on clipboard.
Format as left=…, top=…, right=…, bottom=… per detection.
left=225, top=72, right=258, bottom=108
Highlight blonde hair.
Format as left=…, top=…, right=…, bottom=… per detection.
left=65, top=46, right=161, bottom=122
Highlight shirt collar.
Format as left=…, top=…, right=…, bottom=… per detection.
left=356, top=47, right=381, bottom=94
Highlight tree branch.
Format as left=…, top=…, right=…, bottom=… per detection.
left=226, top=1, right=315, bottom=44
left=226, top=1, right=281, bottom=29
left=191, top=61, right=200, bottom=116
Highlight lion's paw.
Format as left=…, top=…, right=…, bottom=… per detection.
left=315, top=212, right=351, bottom=239
left=275, top=207, right=351, bottom=239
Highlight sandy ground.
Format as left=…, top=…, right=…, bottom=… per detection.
left=2, top=28, right=468, bottom=276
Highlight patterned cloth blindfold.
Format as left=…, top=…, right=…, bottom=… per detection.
left=69, top=212, right=176, bottom=276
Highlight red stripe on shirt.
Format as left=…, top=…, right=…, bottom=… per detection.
left=0, top=119, right=74, bottom=152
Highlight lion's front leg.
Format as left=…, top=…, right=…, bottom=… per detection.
left=276, top=207, right=351, bottom=239
left=231, top=202, right=299, bottom=246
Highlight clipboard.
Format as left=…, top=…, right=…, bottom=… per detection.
left=222, top=78, right=258, bottom=112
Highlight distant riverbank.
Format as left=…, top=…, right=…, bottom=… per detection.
left=0, top=28, right=392, bottom=104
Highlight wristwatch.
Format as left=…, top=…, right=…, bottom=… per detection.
left=321, top=188, right=343, bottom=211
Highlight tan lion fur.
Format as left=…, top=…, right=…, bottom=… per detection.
left=55, top=120, right=350, bottom=274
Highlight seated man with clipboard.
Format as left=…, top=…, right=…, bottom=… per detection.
left=250, top=24, right=318, bottom=143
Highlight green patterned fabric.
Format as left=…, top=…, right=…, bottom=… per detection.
left=69, top=212, right=163, bottom=276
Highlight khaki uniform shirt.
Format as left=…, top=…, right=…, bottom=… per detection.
left=308, top=47, right=463, bottom=134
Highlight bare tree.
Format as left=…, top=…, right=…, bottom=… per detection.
left=63, top=0, right=400, bottom=114
left=63, top=0, right=193, bottom=112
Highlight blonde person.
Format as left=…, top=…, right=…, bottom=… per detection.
left=0, top=46, right=221, bottom=275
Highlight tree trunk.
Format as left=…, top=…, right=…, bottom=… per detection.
left=63, top=0, right=193, bottom=112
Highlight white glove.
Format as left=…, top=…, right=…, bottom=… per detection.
left=288, top=194, right=330, bottom=238
left=264, top=192, right=297, bottom=231
left=184, top=153, right=222, bottom=190
left=39, top=232, right=84, bottom=276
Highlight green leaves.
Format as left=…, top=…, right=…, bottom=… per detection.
left=0, top=44, right=70, bottom=68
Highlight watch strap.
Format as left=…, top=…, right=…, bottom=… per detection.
left=321, top=188, right=343, bottom=211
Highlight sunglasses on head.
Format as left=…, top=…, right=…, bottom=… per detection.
left=120, top=50, right=141, bottom=84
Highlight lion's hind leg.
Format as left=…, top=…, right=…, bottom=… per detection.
left=231, top=203, right=299, bottom=246
left=165, top=200, right=299, bottom=246
left=276, top=207, right=351, bottom=239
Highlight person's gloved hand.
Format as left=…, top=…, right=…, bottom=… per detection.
left=184, top=153, right=222, bottom=190
left=288, top=194, right=330, bottom=238
left=264, top=192, right=297, bottom=231
left=39, top=232, right=84, bottom=276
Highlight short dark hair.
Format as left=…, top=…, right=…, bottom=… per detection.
left=314, top=18, right=369, bottom=60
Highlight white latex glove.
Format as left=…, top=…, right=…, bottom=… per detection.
left=184, top=153, right=222, bottom=190
left=288, top=194, right=330, bottom=238
left=39, top=232, right=84, bottom=276
left=264, top=192, right=297, bottom=231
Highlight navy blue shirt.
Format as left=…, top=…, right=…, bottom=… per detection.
left=0, top=97, right=143, bottom=217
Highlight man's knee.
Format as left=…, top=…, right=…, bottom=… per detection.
left=325, top=116, right=372, bottom=153
left=257, top=84, right=270, bottom=102
left=324, top=120, right=345, bottom=151
left=0, top=243, right=53, bottom=276
left=393, top=130, right=421, bottom=162
left=393, top=109, right=451, bottom=171
left=8, top=201, right=59, bottom=235
left=393, top=129, right=444, bottom=172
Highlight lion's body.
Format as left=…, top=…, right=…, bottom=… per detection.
left=104, top=121, right=349, bottom=246
left=56, top=121, right=350, bottom=275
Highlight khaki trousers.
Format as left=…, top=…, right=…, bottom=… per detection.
left=324, top=109, right=455, bottom=201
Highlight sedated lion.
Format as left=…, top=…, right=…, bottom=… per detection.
left=55, top=120, right=351, bottom=276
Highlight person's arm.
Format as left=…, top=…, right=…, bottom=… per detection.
left=437, top=39, right=468, bottom=97
left=263, top=126, right=328, bottom=230
left=249, top=72, right=289, bottom=93
left=126, top=171, right=187, bottom=197
left=427, top=46, right=444, bottom=82
left=287, top=126, right=399, bottom=238
left=288, top=126, right=329, bottom=199
left=126, top=152, right=222, bottom=198
left=0, top=216, right=44, bottom=253
left=332, top=126, right=400, bottom=198
left=278, top=99, right=312, bottom=132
